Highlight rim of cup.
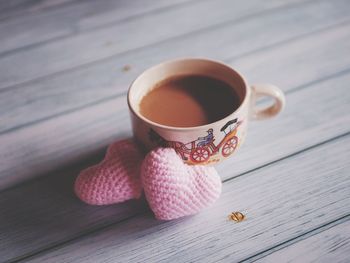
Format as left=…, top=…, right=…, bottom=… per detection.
left=127, top=57, right=250, bottom=131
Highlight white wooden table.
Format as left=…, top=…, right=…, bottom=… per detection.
left=1, top=0, right=350, bottom=262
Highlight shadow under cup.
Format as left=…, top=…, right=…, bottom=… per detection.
left=127, top=58, right=250, bottom=165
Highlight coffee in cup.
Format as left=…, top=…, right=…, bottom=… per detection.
left=139, top=74, right=241, bottom=127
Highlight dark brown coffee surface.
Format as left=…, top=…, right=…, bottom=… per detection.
left=139, top=75, right=240, bottom=127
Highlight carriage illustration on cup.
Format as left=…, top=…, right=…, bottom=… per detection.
left=149, top=118, right=242, bottom=164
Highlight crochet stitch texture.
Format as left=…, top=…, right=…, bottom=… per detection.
left=74, top=139, right=143, bottom=205
left=141, top=148, right=222, bottom=220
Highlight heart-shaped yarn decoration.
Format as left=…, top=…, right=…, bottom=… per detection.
left=75, top=139, right=144, bottom=205
left=141, top=148, right=222, bottom=220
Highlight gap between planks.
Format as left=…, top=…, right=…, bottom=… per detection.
left=0, top=0, right=317, bottom=90
left=1, top=72, right=350, bottom=261
left=0, top=0, right=347, bottom=192
left=0, top=0, right=197, bottom=57
left=0, top=0, right=79, bottom=21
left=1, top=68, right=349, bottom=192
left=1, top=49, right=350, bottom=190
left=0, top=1, right=348, bottom=262
left=243, top=214, right=350, bottom=262
left=1, top=1, right=350, bottom=135
left=7, top=134, right=350, bottom=263
left=0, top=0, right=309, bottom=58
left=3, top=20, right=348, bottom=135
left=19, top=133, right=350, bottom=263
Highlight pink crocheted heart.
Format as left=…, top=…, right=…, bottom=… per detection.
left=141, top=148, right=222, bottom=220
left=74, top=139, right=144, bottom=205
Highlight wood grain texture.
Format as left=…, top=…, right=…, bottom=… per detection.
left=0, top=161, right=149, bottom=262
left=0, top=0, right=192, bottom=55
left=23, top=135, right=350, bottom=263
left=228, top=23, right=350, bottom=90
left=0, top=73, right=349, bottom=262
left=257, top=219, right=350, bottom=263
left=1, top=0, right=350, bottom=134
left=0, top=0, right=75, bottom=20
left=0, top=0, right=307, bottom=89
left=1, top=1, right=349, bottom=261
left=1, top=21, right=350, bottom=189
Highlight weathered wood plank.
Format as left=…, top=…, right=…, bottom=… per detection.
left=0, top=157, right=149, bottom=263
left=1, top=2, right=348, bottom=262
left=228, top=25, right=350, bottom=91
left=1, top=0, right=350, bottom=134
left=1, top=23, right=350, bottom=188
left=0, top=73, right=349, bottom=262
left=76, top=0, right=194, bottom=31
left=256, top=218, right=350, bottom=263
left=0, top=0, right=193, bottom=55
left=23, top=134, right=350, bottom=263
left=0, top=0, right=75, bottom=20
left=0, top=0, right=308, bottom=89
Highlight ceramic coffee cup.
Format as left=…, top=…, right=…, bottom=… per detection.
left=127, top=58, right=285, bottom=165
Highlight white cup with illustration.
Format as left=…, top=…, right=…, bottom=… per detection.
left=127, top=58, right=285, bottom=165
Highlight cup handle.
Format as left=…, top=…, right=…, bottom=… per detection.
left=250, top=84, right=285, bottom=120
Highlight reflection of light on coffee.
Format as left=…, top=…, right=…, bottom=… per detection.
left=228, top=211, right=245, bottom=222
left=139, top=75, right=240, bottom=127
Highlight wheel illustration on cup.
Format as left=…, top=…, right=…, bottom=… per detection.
left=190, top=147, right=211, bottom=163
left=221, top=136, right=238, bottom=157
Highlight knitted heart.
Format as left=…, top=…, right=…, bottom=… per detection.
left=141, top=148, right=222, bottom=220
left=74, top=139, right=144, bottom=205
